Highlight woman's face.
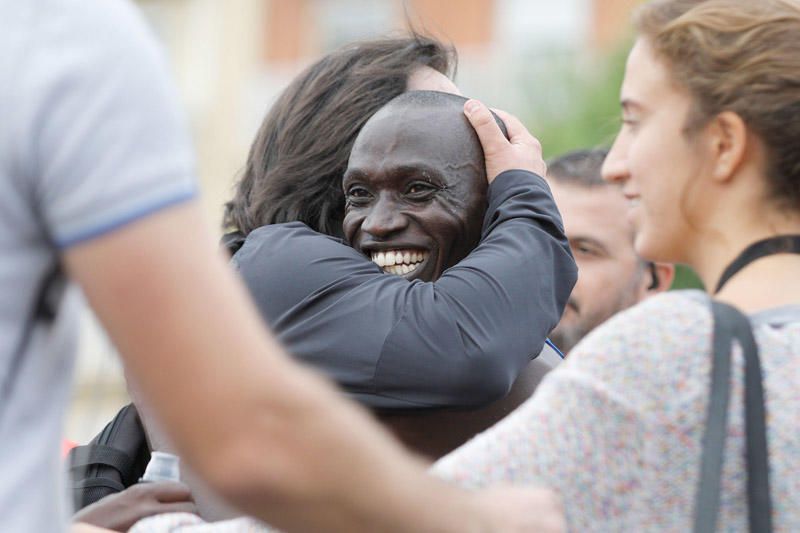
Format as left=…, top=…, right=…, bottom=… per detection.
left=602, top=38, right=713, bottom=264
left=406, top=65, right=461, bottom=94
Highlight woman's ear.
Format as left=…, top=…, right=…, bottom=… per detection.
left=706, top=111, right=748, bottom=184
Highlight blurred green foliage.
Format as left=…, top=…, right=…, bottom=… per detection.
left=521, top=41, right=704, bottom=290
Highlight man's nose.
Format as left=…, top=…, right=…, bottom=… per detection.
left=361, top=195, right=409, bottom=238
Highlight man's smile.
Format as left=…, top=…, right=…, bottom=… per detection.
left=370, top=248, right=429, bottom=276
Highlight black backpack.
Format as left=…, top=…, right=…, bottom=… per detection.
left=67, top=403, right=151, bottom=510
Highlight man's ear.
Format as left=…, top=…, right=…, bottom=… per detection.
left=638, top=262, right=675, bottom=301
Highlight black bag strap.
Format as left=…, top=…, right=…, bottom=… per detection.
left=71, top=477, right=127, bottom=493
left=0, top=264, right=63, bottom=424
left=68, top=445, right=136, bottom=482
left=693, top=301, right=773, bottom=532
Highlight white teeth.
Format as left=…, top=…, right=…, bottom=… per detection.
left=370, top=249, right=429, bottom=274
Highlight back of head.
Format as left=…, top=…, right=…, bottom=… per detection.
left=635, top=0, right=800, bottom=211
left=547, top=148, right=608, bottom=188
left=224, top=34, right=456, bottom=238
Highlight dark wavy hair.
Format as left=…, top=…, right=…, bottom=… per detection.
left=223, top=34, right=456, bottom=238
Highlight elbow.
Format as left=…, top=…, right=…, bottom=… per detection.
left=447, top=354, right=517, bottom=407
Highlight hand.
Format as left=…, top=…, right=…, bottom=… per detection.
left=72, top=481, right=198, bottom=532
left=472, top=485, right=565, bottom=533
left=463, top=100, right=546, bottom=183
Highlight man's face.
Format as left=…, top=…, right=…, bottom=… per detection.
left=548, top=180, right=646, bottom=353
left=343, top=106, right=486, bottom=282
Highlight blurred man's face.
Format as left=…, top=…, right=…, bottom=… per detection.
left=548, top=180, right=647, bottom=353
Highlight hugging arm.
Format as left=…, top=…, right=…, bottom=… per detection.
left=235, top=170, right=575, bottom=409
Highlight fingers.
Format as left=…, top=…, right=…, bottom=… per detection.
left=137, top=480, right=194, bottom=502
left=464, top=99, right=546, bottom=181
left=464, top=99, right=506, bottom=158
left=151, top=501, right=199, bottom=515
left=490, top=108, right=537, bottom=148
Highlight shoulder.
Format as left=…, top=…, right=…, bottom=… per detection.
left=556, top=290, right=713, bottom=406
left=570, top=290, right=710, bottom=358
left=234, top=222, right=361, bottom=267
left=233, top=222, right=377, bottom=291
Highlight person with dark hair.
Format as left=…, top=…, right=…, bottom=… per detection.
left=546, top=149, right=673, bottom=354
left=229, top=63, right=575, bottom=415
left=223, top=34, right=459, bottom=242
left=223, top=37, right=574, bottom=432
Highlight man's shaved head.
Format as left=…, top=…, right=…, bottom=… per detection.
left=343, top=91, right=503, bottom=281
left=367, top=91, right=508, bottom=160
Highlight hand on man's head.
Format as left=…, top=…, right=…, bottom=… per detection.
left=464, top=100, right=546, bottom=182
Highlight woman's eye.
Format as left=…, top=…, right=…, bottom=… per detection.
left=621, top=117, right=638, bottom=129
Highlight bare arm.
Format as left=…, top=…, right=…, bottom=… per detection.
left=64, top=200, right=562, bottom=532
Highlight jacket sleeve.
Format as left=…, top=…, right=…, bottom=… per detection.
left=234, top=170, right=576, bottom=409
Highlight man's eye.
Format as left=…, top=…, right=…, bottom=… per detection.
left=406, top=183, right=437, bottom=198
left=574, top=244, right=599, bottom=257
left=347, top=187, right=371, bottom=199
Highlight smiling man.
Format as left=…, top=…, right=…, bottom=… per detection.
left=342, top=91, right=492, bottom=282
left=234, top=90, right=575, bottom=457
left=546, top=149, right=674, bottom=354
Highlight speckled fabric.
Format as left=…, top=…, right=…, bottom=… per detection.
left=434, top=290, right=800, bottom=532
left=130, top=513, right=272, bottom=532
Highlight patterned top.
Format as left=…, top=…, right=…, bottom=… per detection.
left=433, top=290, right=800, bottom=532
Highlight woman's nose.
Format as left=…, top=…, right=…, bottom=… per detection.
left=602, top=135, right=630, bottom=185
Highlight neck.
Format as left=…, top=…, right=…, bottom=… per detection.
left=689, top=207, right=800, bottom=310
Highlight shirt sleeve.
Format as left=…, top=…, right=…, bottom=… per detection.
left=234, top=170, right=577, bottom=409
left=18, top=0, right=197, bottom=248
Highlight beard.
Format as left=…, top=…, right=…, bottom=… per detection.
left=549, top=318, right=594, bottom=355
left=549, top=281, right=642, bottom=355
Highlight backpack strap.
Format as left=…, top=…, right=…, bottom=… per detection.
left=693, top=301, right=772, bottom=532
left=0, top=264, right=63, bottom=424
left=68, top=445, right=137, bottom=485
left=71, top=477, right=127, bottom=494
